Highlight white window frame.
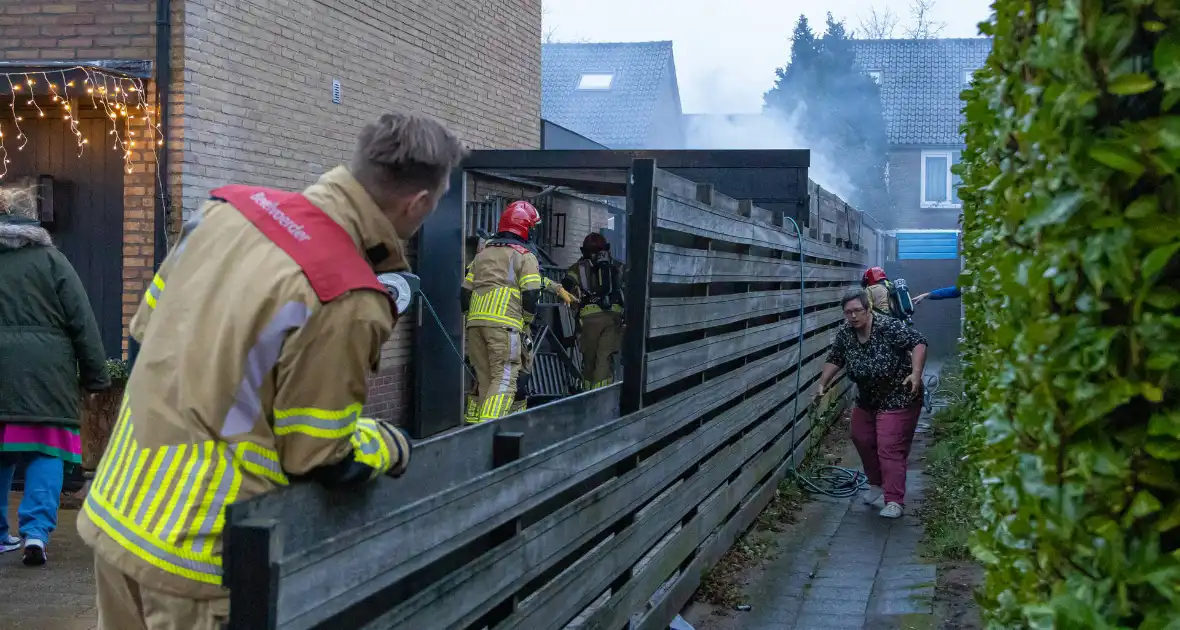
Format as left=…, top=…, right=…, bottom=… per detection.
left=577, top=73, right=615, bottom=90
left=920, top=150, right=962, bottom=209
left=867, top=70, right=882, bottom=84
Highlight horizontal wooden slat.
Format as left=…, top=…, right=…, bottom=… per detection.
left=654, top=191, right=865, bottom=265
left=585, top=376, right=851, bottom=630
left=269, top=335, right=840, bottom=628
left=652, top=243, right=862, bottom=285
left=648, top=287, right=846, bottom=337
left=227, top=386, right=621, bottom=556
left=631, top=383, right=854, bottom=630
left=362, top=357, right=828, bottom=630
left=645, top=310, right=840, bottom=391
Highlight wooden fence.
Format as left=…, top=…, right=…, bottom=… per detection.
left=223, top=159, right=872, bottom=630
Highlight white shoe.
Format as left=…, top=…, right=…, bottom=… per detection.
left=860, top=485, right=885, bottom=507
left=0, top=535, right=20, bottom=554
left=879, top=502, right=904, bottom=519
left=22, top=538, right=47, bottom=566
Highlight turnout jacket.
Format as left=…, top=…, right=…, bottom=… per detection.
left=78, top=167, right=412, bottom=598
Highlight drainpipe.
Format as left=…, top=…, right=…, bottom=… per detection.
left=128, top=0, right=172, bottom=367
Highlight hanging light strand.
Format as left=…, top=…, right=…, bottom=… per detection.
left=0, top=66, right=164, bottom=181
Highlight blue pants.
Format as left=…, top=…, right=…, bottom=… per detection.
left=0, top=453, right=64, bottom=544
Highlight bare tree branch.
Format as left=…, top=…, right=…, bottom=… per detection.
left=904, top=0, right=947, bottom=39
left=542, top=0, right=558, bottom=43
left=857, top=6, right=900, bottom=39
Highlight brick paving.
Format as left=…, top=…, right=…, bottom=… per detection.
left=734, top=427, right=936, bottom=630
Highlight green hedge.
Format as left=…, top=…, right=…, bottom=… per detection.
left=959, top=2, right=1180, bottom=628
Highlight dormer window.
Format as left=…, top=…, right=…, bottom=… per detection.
left=867, top=70, right=882, bottom=84
left=577, top=73, right=614, bottom=90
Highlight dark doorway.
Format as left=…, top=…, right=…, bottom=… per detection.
left=2, top=106, right=125, bottom=358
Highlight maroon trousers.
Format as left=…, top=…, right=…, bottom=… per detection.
left=851, top=403, right=922, bottom=505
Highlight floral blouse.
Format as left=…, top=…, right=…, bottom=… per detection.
left=826, top=314, right=927, bottom=411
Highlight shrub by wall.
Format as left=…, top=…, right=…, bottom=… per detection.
left=959, top=2, right=1180, bottom=628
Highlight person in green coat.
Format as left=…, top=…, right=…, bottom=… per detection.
left=0, top=184, right=109, bottom=567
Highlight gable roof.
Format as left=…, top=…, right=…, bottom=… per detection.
left=542, top=41, right=677, bottom=149
left=852, top=38, right=992, bottom=146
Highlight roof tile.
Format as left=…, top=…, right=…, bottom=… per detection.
left=852, top=38, right=992, bottom=146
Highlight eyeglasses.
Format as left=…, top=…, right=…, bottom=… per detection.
left=843, top=306, right=867, bottom=317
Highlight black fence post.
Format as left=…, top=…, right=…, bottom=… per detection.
left=224, top=517, right=281, bottom=630
left=620, top=158, right=657, bottom=416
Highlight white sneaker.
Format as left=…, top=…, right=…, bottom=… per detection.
left=0, top=535, right=20, bottom=554
left=22, top=539, right=46, bottom=566
left=860, top=486, right=885, bottom=507
left=879, top=502, right=904, bottom=519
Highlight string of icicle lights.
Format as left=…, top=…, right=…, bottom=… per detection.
left=0, top=66, right=165, bottom=180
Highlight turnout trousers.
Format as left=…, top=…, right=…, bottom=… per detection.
left=466, top=326, right=524, bottom=423
left=95, top=555, right=228, bottom=630
left=579, top=312, right=622, bottom=390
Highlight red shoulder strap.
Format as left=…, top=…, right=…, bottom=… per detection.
left=210, top=185, right=387, bottom=303
left=507, top=244, right=531, bottom=255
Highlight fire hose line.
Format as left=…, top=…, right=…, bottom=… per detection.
left=782, top=216, right=868, bottom=499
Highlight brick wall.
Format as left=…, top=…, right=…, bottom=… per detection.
left=174, top=0, right=541, bottom=424
left=0, top=1, right=157, bottom=61
left=886, top=147, right=962, bottom=231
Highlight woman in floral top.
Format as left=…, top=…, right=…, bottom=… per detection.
left=815, top=290, right=928, bottom=519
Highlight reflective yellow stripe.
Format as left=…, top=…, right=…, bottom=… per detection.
left=464, top=272, right=474, bottom=283
left=154, top=442, right=201, bottom=537
left=171, top=441, right=215, bottom=544
left=479, top=392, right=514, bottom=421
left=350, top=418, right=393, bottom=479
left=184, top=444, right=229, bottom=550
left=85, top=400, right=287, bottom=587
left=84, top=489, right=223, bottom=585
left=141, top=444, right=189, bottom=530
left=145, top=274, right=165, bottom=309
left=233, top=442, right=289, bottom=486
left=519, top=273, right=543, bottom=290
left=468, top=286, right=525, bottom=329
left=273, top=403, right=361, bottom=439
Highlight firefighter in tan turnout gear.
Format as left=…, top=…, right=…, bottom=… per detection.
left=562, top=232, right=625, bottom=390
left=462, top=201, right=575, bottom=423
left=78, top=113, right=467, bottom=629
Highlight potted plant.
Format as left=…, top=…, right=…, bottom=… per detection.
left=63, top=358, right=130, bottom=506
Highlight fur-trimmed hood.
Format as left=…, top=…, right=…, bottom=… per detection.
left=0, top=215, right=52, bottom=249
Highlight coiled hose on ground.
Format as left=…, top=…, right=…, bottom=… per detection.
left=780, top=217, right=869, bottom=499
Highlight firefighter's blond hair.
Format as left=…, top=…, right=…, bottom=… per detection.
left=353, top=112, right=468, bottom=193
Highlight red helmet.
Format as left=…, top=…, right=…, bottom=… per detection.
left=498, top=200, right=541, bottom=240
left=581, top=232, right=609, bottom=256
left=862, top=266, right=888, bottom=287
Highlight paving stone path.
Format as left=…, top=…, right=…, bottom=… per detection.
left=1, top=498, right=98, bottom=629
left=733, top=428, right=937, bottom=630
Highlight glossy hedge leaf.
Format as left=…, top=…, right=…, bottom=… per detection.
left=959, top=2, right=1180, bottom=627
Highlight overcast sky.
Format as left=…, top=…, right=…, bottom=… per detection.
left=542, top=0, right=993, bottom=113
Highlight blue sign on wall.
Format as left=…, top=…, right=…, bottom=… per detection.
left=896, top=230, right=960, bottom=260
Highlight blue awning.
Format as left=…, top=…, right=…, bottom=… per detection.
left=896, top=231, right=959, bottom=260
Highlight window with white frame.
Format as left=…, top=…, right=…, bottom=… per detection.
left=577, top=73, right=614, bottom=90
left=920, top=150, right=962, bottom=208
left=867, top=70, right=882, bottom=84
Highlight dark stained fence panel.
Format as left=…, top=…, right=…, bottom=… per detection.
left=223, top=158, right=880, bottom=630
